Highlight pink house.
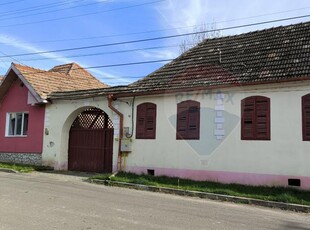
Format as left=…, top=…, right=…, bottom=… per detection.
left=0, top=63, right=107, bottom=165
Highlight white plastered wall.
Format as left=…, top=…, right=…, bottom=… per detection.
left=41, top=81, right=310, bottom=187
left=42, top=96, right=119, bottom=171
left=118, top=81, right=310, bottom=181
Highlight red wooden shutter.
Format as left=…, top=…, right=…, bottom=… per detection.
left=302, top=94, right=310, bottom=141
left=177, top=100, right=200, bottom=140
left=188, top=103, right=200, bottom=139
left=241, top=96, right=270, bottom=140
left=136, top=104, right=146, bottom=138
left=136, top=103, right=156, bottom=139
left=241, top=97, right=255, bottom=140
left=255, top=97, right=270, bottom=140
left=177, top=103, right=188, bottom=139
left=145, top=104, right=156, bottom=139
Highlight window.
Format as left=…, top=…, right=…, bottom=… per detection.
left=241, top=96, right=270, bottom=140
left=302, top=94, right=310, bottom=141
left=6, top=112, right=29, bottom=136
left=177, top=100, right=200, bottom=140
left=136, top=103, right=156, bottom=139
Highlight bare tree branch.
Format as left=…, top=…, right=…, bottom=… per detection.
left=179, top=22, right=221, bottom=54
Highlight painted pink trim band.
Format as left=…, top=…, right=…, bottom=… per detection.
left=125, top=166, right=310, bottom=190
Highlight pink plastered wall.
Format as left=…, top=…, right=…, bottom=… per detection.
left=0, top=78, right=45, bottom=153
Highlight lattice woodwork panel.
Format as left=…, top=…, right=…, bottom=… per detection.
left=71, top=108, right=113, bottom=129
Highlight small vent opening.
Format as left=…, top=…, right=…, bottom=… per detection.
left=288, top=179, right=300, bottom=187
left=147, top=169, right=155, bottom=176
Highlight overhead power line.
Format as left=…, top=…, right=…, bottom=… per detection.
left=14, top=5, right=310, bottom=45
left=10, top=45, right=180, bottom=62
left=3, top=39, right=292, bottom=63
left=1, top=14, right=309, bottom=59
left=0, top=0, right=86, bottom=17
left=0, top=5, right=309, bottom=44
left=13, top=59, right=172, bottom=74
left=0, top=0, right=26, bottom=6
left=0, top=0, right=165, bottom=28
left=9, top=59, right=172, bottom=81
left=0, top=0, right=118, bottom=21
left=82, top=59, right=173, bottom=69
left=0, top=51, right=24, bottom=65
left=0, top=5, right=310, bottom=44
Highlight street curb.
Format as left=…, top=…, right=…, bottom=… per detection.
left=89, top=179, right=310, bottom=213
left=0, top=168, right=18, bottom=173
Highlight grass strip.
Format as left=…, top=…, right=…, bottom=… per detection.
left=91, top=172, right=310, bottom=206
left=0, top=162, right=51, bottom=173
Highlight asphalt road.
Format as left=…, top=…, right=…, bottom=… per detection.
left=0, top=172, right=309, bottom=230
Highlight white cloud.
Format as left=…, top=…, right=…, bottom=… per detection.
left=0, top=34, right=73, bottom=65
left=157, top=0, right=209, bottom=34
left=144, top=0, right=213, bottom=59
left=0, top=33, right=128, bottom=84
left=136, top=49, right=176, bottom=60
left=157, top=0, right=310, bottom=36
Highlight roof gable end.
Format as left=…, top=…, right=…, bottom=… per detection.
left=0, top=64, right=44, bottom=104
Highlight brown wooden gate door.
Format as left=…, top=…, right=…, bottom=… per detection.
left=68, top=108, right=113, bottom=173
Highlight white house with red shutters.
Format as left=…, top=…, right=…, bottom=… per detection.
left=1, top=22, right=310, bottom=190
left=41, top=22, right=310, bottom=189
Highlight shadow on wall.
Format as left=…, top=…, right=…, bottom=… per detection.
left=169, top=107, right=239, bottom=156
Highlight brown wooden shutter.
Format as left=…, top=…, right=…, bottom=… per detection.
left=255, top=97, right=270, bottom=140
left=188, top=103, right=200, bottom=139
left=145, top=103, right=156, bottom=139
left=241, top=96, right=270, bottom=140
left=136, top=104, right=146, bottom=138
left=177, top=100, right=200, bottom=140
left=136, top=103, right=156, bottom=139
left=302, top=94, right=310, bottom=141
left=177, top=103, right=188, bottom=139
left=241, top=97, right=255, bottom=140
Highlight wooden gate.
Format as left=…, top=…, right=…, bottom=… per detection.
left=68, top=108, right=114, bottom=173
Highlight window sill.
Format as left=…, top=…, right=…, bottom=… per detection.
left=176, top=137, right=200, bottom=140
left=135, top=137, right=156, bottom=140
left=241, top=138, right=271, bottom=141
left=5, top=135, right=28, bottom=138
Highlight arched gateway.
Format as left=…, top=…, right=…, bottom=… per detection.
left=68, top=107, right=114, bottom=173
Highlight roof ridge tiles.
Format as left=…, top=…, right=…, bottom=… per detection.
left=13, top=63, right=69, bottom=78
left=10, top=62, right=108, bottom=100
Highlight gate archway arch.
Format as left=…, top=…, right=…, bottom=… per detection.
left=68, top=107, right=114, bottom=173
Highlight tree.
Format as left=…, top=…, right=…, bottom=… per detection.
left=179, top=22, right=221, bottom=54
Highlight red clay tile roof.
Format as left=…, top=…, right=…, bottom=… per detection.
left=49, top=63, right=75, bottom=74
left=12, top=63, right=108, bottom=99
left=128, top=22, right=310, bottom=93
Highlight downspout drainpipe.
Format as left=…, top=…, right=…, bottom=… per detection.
left=108, top=94, right=124, bottom=172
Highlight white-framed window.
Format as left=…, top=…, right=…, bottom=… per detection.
left=6, top=112, right=29, bottom=137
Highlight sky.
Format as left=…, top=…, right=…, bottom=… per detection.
left=0, top=0, right=309, bottom=86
